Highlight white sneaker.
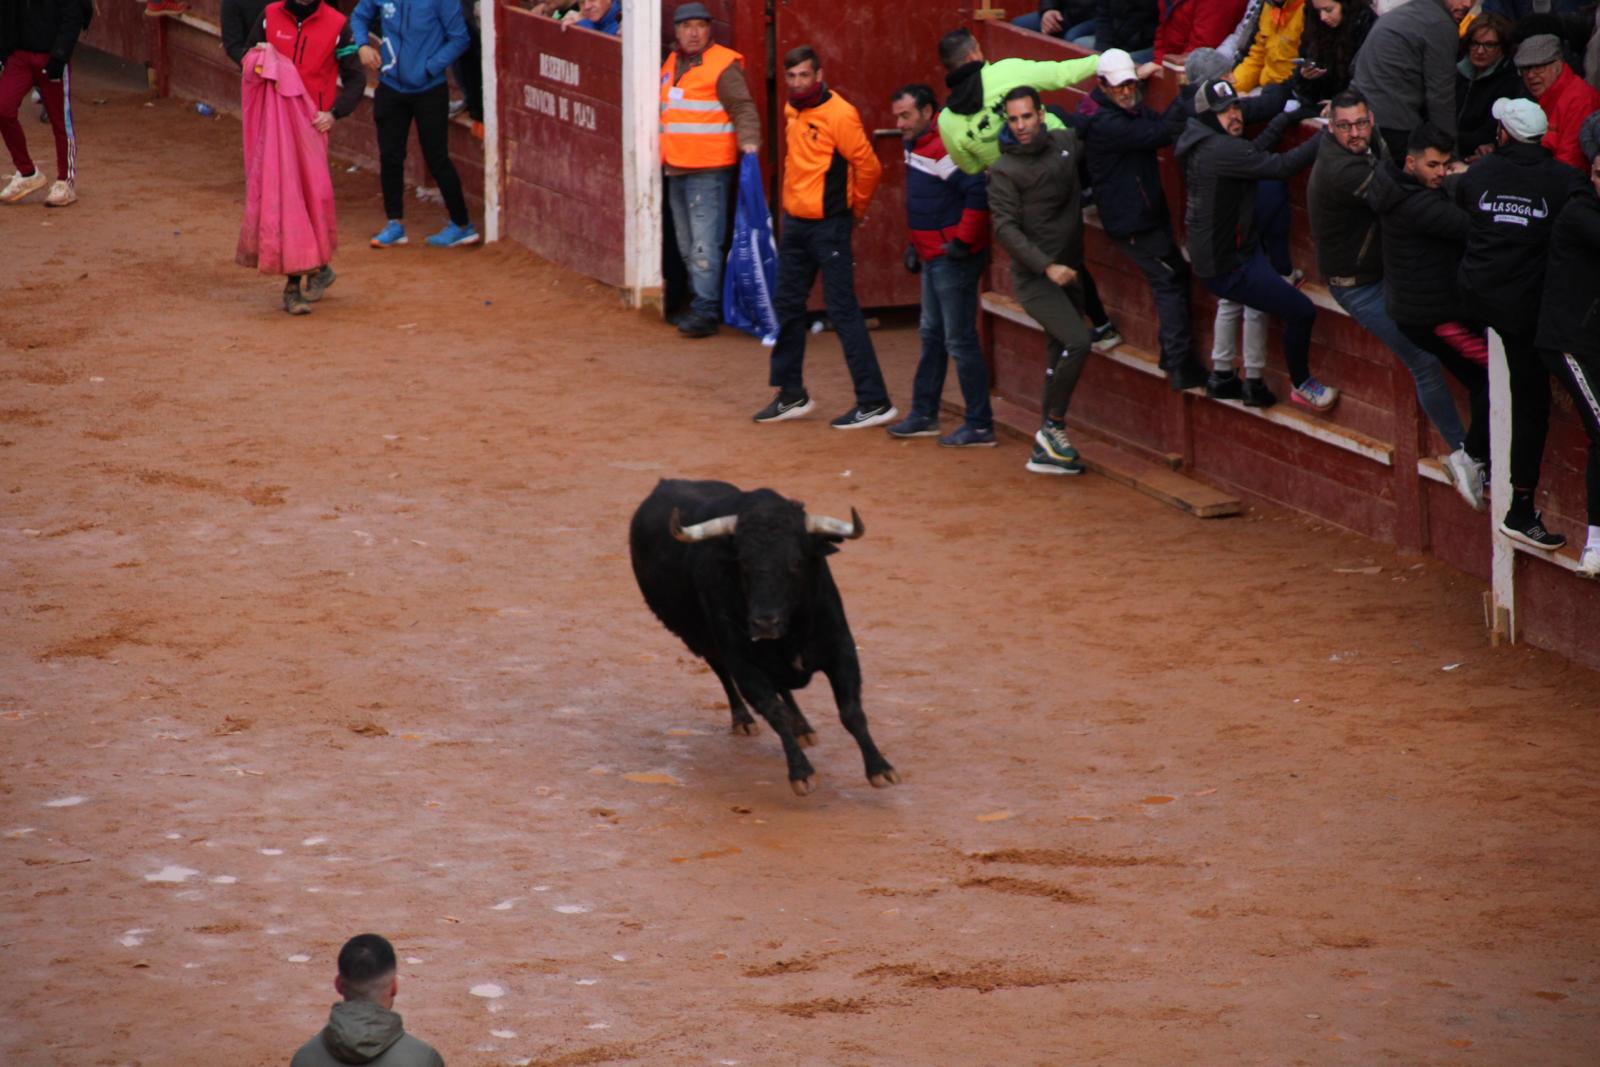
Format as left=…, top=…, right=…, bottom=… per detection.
left=1578, top=546, right=1600, bottom=579
left=1442, top=449, right=1485, bottom=512
left=1, top=170, right=49, bottom=203
left=44, top=180, right=76, bottom=207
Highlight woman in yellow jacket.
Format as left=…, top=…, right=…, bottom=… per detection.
left=1232, top=0, right=1307, bottom=92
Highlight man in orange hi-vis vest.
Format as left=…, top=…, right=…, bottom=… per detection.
left=752, top=44, right=896, bottom=431
left=659, top=2, right=761, bottom=338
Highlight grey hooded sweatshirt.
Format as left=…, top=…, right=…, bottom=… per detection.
left=291, top=1001, right=445, bottom=1067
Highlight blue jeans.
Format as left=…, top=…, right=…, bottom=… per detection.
left=1201, top=249, right=1316, bottom=386
left=910, top=253, right=992, bottom=430
left=667, top=166, right=735, bottom=321
left=1109, top=225, right=1192, bottom=372
left=1011, top=12, right=1096, bottom=45
left=1254, top=180, right=1292, bottom=275
left=1331, top=281, right=1470, bottom=453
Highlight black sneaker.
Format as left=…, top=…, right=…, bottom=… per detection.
left=677, top=314, right=718, bottom=338
left=1242, top=377, right=1277, bottom=409
left=1168, top=360, right=1207, bottom=392
left=886, top=414, right=940, bottom=438
left=1500, top=511, right=1566, bottom=550
left=1205, top=369, right=1243, bottom=400
left=830, top=403, right=899, bottom=430
left=753, top=391, right=814, bottom=423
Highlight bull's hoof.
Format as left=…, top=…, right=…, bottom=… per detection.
left=789, top=775, right=817, bottom=796
left=730, top=721, right=759, bottom=736
left=868, top=768, right=901, bottom=788
left=796, top=731, right=818, bottom=749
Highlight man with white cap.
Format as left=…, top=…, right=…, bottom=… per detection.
left=1078, top=48, right=1205, bottom=390
left=1514, top=33, right=1600, bottom=171
left=1454, top=95, right=1588, bottom=550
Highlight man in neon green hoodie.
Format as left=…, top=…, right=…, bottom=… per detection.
left=935, top=26, right=1105, bottom=175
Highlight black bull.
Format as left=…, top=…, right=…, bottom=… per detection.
left=628, top=479, right=899, bottom=796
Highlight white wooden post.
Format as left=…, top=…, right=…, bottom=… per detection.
left=621, top=0, right=663, bottom=308
left=480, top=0, right=501, bottom=242
left=1487, top=328, right=1516, bottom=643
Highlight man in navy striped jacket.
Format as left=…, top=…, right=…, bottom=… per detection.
left=886, top=83, right=996, bottom=448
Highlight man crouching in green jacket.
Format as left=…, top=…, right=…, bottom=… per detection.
left=292, top=934, right=446, bottom=1067
left=937, top=25, right=1110, bottom=175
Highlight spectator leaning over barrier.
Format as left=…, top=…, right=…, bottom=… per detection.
left=1291, top=0, right=1374, bottom=106
left=0, top=0, right=83, bottom=207
left=1231, top=0, right=1307, bottom=93
left=1455, top=14, right=1526, bottom=160
left=659, top=2, right=760, bottom=339
left=1352, top=0, right=1472, bottom=162
left=885, top=83, right=996, bottom=448
left=1177, top=78, right=1337, bottom=410
left=1079, top=49, right=1206, bottom=391
left=1171, top=48, right=1284, bottom=397
left=1515, top=33, right=1600, bottom=171
left=754, top=45, right=895, bottom=430
left=1537, top=148, right=1600, bottom=577
left=351, top=0, right=479, bottom=249
left=1093, top=0, right=1161, bottom=63
left=1309, top=90, right=1488, bottom=510
left=935, top=25, right=1111, bottom=176
left=1455, top=96, right=1587, bottom=551
left=292, top=933, right=445, bottom=1067
left=244, top=0, right=366, bottom=314
left=572, top=0, right=618, bottom=34
left=987, top=85, right=1097, bottom=477
left=222, top=0, right=274, bottom=67
left=1152, top=0, right=1250, bottom=66
left=1013, top=0, right=1099, bottom=45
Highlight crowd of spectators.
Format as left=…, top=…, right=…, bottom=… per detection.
left=949, top=0, right=1600, bottom=573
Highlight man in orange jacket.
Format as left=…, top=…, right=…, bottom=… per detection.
left=754, top=45, right=897, bottom=430
left=660, top=2, right=760, bottom=338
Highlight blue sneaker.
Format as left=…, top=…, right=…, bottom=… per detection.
left=426, top=222, right=481, bottom=248
left=939, top=425, right=997, bottom=448
left=886, top=414, right=940, bottom=438
left=370, top=220, right=407, bottom=248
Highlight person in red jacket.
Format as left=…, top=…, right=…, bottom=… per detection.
left=246, top=0, right=365, bottom=312
left=0, top=0, right=82, bottom=207
left=1515, top=34, right=1600, bottom=171
left=1153, top=0, right=1249, bottom=65
left=886, top=83, right=995, bottom=448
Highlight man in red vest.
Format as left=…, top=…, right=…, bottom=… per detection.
left=247, top=0, right=365, bottom=312
left=659, top=1, right=761, bottom=338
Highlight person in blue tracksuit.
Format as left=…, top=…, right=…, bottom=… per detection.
left=350, top=0, right=477, bottom=248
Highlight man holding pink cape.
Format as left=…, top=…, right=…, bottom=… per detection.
left=239, top=0, right=364, bottom=314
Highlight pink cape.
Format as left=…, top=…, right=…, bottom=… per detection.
left=236, top=46, right=338, bottom=276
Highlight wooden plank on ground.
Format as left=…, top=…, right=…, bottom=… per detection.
left=1075, top=439, right=1242, bottom=519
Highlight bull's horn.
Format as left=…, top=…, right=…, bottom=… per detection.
left=805, top=508, right=864, bottom=540
left=670, top=509, right=738, bottom=543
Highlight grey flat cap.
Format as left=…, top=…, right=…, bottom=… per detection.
left=1185, top=47, right=1232, bottom=85
left=1513, top=34, right=1562, bottom=68
left=673, top=2, right=713, bottom=23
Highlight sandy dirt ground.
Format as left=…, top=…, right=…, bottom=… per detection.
left=4, top=55, right=1600, bottom=1067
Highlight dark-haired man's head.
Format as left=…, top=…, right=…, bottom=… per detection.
left=1404, top=123, right=1454, bottom=189
left=1328, top=90, right=1372, bottom=153
left=783, top=45, right=822, bottom=99
left=1002, top=86, right=1044, bottom=145
left=335, top=933, right=399, bottom=1007
left=939, top=27, right=982, bottom=71
left=891, top=83, right=937, bottom=141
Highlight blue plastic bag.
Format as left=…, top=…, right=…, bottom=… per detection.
left=722, top=153, right=780, bottom=345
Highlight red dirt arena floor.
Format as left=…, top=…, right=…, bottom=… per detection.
left=4, top=54, right=1600, bottom=1067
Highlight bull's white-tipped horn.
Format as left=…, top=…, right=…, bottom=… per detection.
left=670, top=509, right=738, bottom=543
left=805, top=508, right=864, bottom=540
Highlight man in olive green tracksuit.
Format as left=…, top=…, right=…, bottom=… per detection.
left=292, top=934, right=445, bottom=1067
left=936, top=25, right=1101, bottom=174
